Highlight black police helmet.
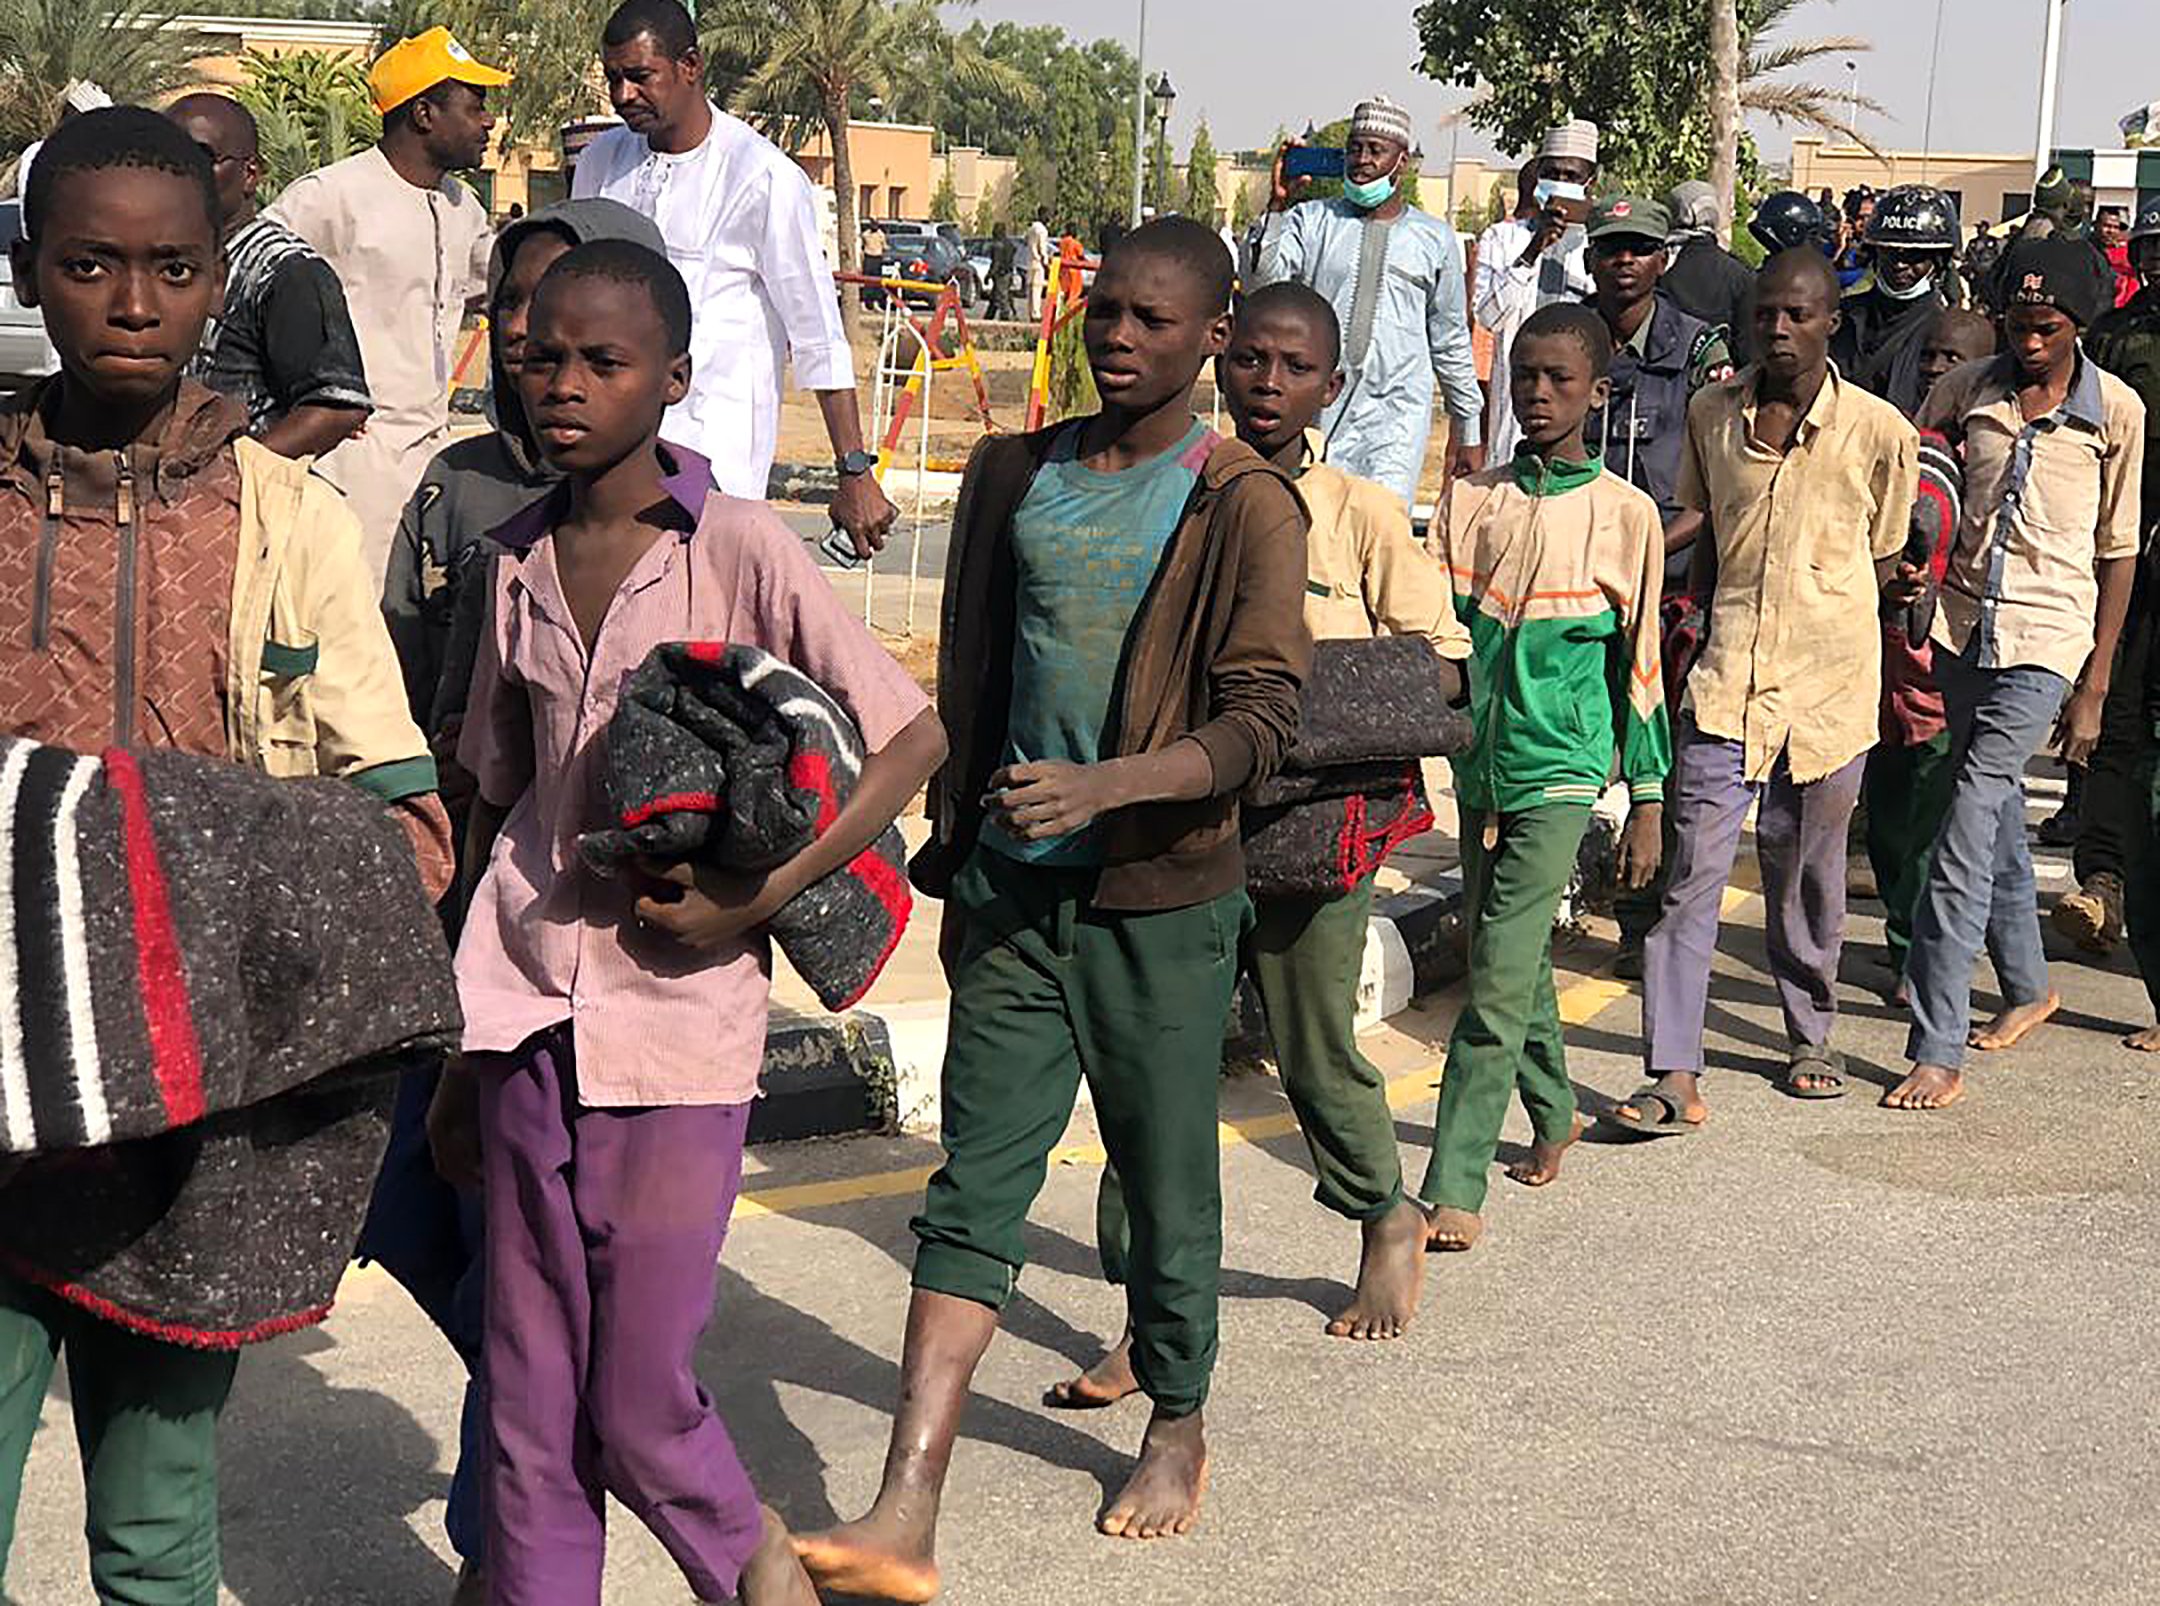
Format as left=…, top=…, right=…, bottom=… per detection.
left=1866, top=185, right=1960, bottom=252
left=1749, top=190, right=1832, bottom=256
left=2132, top=197, right=2160, bottom=244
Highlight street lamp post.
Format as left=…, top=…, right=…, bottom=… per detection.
left=2034, top=0, right=2068, bottom=182
left=1845, top=60, right=1860, bottom=144
left=1150, top=73, right=1178, bottom=214
left=1131, top=0, right=1148, bottom=229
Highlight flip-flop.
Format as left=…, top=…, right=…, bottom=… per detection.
left=1602, top=1085, right=1704, bottom=1137
left=1780, top=1044, right=1848, bottom=1100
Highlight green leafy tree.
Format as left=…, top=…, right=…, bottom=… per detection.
left=1412, top=0, right=1880, bottom=198
left=1097, top=111, right=1136, bottom=239
left=1181, top=119, right=1217, bottom=222
left=971, top=187, right=999, bottom=236
left=1007, top=134, right=1052, bottom=229
left=0, top=0, right=207, bottom=157
left=929, top=166, right=960, bottom=222
left=1046, top=47, right=1100, bottom=235
left=1229, top=168, right=1258, bottom=231
left=233, top=48, right=380, bottom=201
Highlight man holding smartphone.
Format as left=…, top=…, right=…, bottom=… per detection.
left=1255, top=95, right=1486, bottom=509
left=1477, top=119, right=1600, bottom=462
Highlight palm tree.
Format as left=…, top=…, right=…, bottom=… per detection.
left=705, top=0, right=1036, bottom=282
left=1739, top=0, right=1886, bottom=152
left=0, top=0, right=208, bottom=158
left=1708, top=0, right=1741, bottom=243
left=232, top=48, right=379, bottom=202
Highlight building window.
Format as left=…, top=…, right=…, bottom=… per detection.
left=860, top=184, right=878, bottom=221
left=888, top=185, right=909, bottom=217
left=2001, top=190, right=2031, bottom=222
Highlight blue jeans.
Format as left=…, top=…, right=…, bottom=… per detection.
left=356, top=1066, right=486, bottom=1563
left=1905, top=649, right=2070, bottom=1069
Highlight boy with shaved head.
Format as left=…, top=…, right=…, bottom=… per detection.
left=799, top=218, right=1309, bottom=1596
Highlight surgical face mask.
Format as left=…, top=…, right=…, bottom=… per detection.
left=1344, top=164, right=1399, bottom=211
left=1535, top=179, right=1589, bottom=209
left=1878, top=267, right=1939, bottom=301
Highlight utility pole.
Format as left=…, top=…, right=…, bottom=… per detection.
left=2034, top=0, right=2067, bottom=181
left=1131, top=0, right=1148, bottom=229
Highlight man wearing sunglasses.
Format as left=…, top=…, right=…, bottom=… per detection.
left=1831, top=184, right=1959, bottom=416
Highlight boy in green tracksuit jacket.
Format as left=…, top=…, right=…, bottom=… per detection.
left=1424, top=303, right=1671, bottom=1250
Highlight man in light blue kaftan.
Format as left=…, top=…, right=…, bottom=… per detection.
left=1253, top=95, right=1486, bottom=509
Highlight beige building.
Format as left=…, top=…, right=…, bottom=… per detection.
left=791, top=118, right=934, bottom=225
left=1789, top=136, right=2039, bottom=233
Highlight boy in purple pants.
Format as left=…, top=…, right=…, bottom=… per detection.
left=428, top=240, right=946, bottom=1603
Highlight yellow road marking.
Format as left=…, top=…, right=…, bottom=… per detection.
left=347, top=883, right=1764, bottom=1267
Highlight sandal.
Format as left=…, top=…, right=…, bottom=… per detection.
left=1779, top=1043, right=1847, bottom=1100
left=1603, top=1085, right=1704, bottom=1137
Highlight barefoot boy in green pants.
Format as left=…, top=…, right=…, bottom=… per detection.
left=1424, top=302, right=1670, bottom=1250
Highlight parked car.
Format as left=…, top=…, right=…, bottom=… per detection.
left=0, top=201, right=59, bottom=390
left=871, top=227, right=977, bottom=310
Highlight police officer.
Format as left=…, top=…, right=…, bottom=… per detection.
left=1749, top=189, right=1835, bottom=257
left=1831, top=184, right=1958, bottom=414
left=1580, top=194, right=1734, bottom=977
left=1663, top=179, right=1755, bottom=361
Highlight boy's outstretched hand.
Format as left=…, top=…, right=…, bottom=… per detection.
left=985, top=759, right=1127, bottom=841
left=1616, top=803, right=1664, bottom=891
left=634, top=860, right=793, bottom=950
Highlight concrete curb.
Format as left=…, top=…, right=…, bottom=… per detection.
left=749, top=788, right=1633, bottom=1145
left=751, top=875, right=1476, bottom=1146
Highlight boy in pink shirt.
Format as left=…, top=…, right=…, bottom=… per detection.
left=430, top=239, right=945, bottom=1604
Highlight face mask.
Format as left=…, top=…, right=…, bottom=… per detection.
left=1878, top=268, right=1938, bottom=301
left=1535, top=179, right=1589, bottom=208
left=1344, top=169, right=1397, bottom=210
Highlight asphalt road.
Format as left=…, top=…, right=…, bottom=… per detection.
left=10, top=829, right=2160, bottom=1606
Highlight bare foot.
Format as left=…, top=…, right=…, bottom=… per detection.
left=739, top=1507, right=820, bottom=1605
left=1098, top=1410, right=1207, bottom=1540
left=794, top=1510, right=941, bottom=1604
left=1424, top=1205, right=1484, bottom=1252
left=1969, top=992, right=2060, bottom=1051
left=1325, top=1199, right=1427, bottom=1341
left=2128, top=1026, right=2160, bottom=1052
left=1506, top=1114, right=1585, bottom=1187
left=1045, top=1333, right=1138, bottom=1409
left=1883, top=1064, right=1965, bottom=1111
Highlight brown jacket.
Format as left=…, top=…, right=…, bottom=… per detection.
left=913, top=424, right=1312, bottom=911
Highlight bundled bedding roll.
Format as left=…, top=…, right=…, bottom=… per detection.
left=581, top=641, right=912, bottom=1011
left=1242, top=636, right=1468, bottom=898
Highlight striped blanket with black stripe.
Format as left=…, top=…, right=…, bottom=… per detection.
left=0, top=736, right=460, bottom=1344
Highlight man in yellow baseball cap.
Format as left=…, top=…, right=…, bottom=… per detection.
left=267, top=27, right=511, bottom=583
left=369, top=24, right=511, bottom=117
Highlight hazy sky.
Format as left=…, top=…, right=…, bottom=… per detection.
left=944, top=0, right=2154, bottom=165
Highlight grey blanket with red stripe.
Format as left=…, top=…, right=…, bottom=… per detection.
left=0, top=737, right=459, bottom=1345
left=580, top=642, right=912, bottom=1011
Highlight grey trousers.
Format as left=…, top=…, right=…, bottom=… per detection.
left=1643, top=719, right=1868, bottom=1074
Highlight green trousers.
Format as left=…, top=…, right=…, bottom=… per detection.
left=1094, top=877, right=1405, bottom=1289
left=1864, top=732, right=1956, bottom=973
left=0, top=1271, right=238, bottom=1606
left=1420, top=802, right=1591, bottom=1215
left=2122, top=733, right=2160, bottom=1020
left=911, top=848, right=1249, bottom=1417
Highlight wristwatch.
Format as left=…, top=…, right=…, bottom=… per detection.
left=835, top=449, right=878, bottom=477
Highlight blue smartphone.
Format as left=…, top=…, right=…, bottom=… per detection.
left=1283, top=146, right=1347, bottom=181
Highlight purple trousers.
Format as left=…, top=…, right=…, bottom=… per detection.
left=1644, top=722, right=1867, bottom=1073
left=477, top=1024, right=761, bottom=1604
